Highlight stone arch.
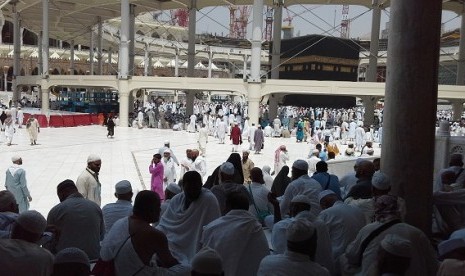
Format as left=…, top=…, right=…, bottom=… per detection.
left=151, top=32, right=160, bottom=38
left=51, top=68, right=60, bottom=75
left=136, top=30, right=145, bottom=36
left=20, top=68, right=25, bottom=76
left=166, top=34, right=175, bottom=41
left=31, top=67, right=39, bottom=75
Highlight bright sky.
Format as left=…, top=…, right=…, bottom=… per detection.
left=159, top=5, right=462, bottom=40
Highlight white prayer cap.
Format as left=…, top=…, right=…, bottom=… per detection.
left=16, top=210, right=47, bottom=235
left=291, top=195, right=312, bottom=205
left=115, top=180, right=132, bottom=194
left=345, top=148, right=354, bottom=155
left=163, top=149, right=171, bottom=154
left=164, top=140, right=170, bottom=145
left=372, top=171, right=390, bottom=190
left=312, top=149, right=320, bottom=154
left=54, top=247, right=90, bottom=266
left=286, top=219, right=315, bottom=242
left=166, top=183, right=182, bottom=194
left=242, top=149, right=250, bottom=153
left=0, top=190, right=16, bottom=211
left=262, top=165, right=271, bottom=174
left=366, top=148, right=374, bottom=155
left=191, top=247, right=223, bottom=274
left=11, top=155, right=21, bottom=162
left=292, top=159, right=309, bottom=171
left=380, top=234, right=413, bottom=258
left=220, top=162, right=235, bottom=175
left=438, top=238, right=465, bottom=258
left=87, top=154, right=101, bottom=163
left=318, top=190, right=336, bottom=202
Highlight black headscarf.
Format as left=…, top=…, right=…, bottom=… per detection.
left=271, top=165, right=291, bottom=197
left=204, top=153, right=245, bottom=188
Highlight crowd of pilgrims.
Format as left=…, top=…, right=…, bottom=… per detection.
left=2, top=99, right=465, bottom=275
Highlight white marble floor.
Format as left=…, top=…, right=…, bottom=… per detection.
left=0, top=124, right=380, bottom=217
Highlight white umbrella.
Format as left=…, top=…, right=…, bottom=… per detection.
left=166, top=59, right=177, bottom=67
left=180, top=61, right=188, bottom=68
left=211, top=63, right=219, bottom=70
left=195, top=62, right=206, bottom=69
left=153, top=60, right=165, bottom=68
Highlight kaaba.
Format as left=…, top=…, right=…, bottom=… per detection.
left=270, top=35, right=360, bottom=108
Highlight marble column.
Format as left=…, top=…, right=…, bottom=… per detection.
left=381, top=0, right=441, bottom=234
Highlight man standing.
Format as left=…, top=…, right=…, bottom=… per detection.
left=158, top=140, right=179, bottom=166
left=76, top=154, right=102, bottom=206
left=162, top=150, right=177, bottom=188
left=242, top=150, right=255, bottom=184
left=197, top=123, right=209, bottom=157
left=4, top=113, right=15, bottom=146
left=273, top=116, right=282, bottom=137
left=217, top=117, right=227, bottom=144
left=150, top=153, right=164, bottom=201
left=248, top=123, right=257, bottom=151
left=26, top=116, right=40, bottom=145
left=230, top=122, right=242, bottom=152
left=101, top=180, right=133, bottom=233
left=5, top=155, right=31, bottom=213
left=16, top=107, right=24, bottom=128
left=253, top=126, right=265, bottom=154
left=180, top=149, right=193, bottom=179
left=47, top=179, right=104, bottom=260
left=187, top=149, right=207, bottom=181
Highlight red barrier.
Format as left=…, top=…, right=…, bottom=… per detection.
left=73, top=114, right=91, bottom=126
left=62, top=115, right=75, bottom=127
left=90, top=114, right=99, bottom=125
left=48, top=115, right=64, bottom=128
left=22, top=113, right=32, bottom=125
left=97, top=113, right=105, bottom=125
left=34, top=114, right=48, bottom=128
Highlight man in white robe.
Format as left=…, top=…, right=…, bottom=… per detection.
left=273, top=116, right=282, bottom=137
left=5, top=155, right=32, bottom=213
left=162, top=150, right=177, bottom=190
left=318, top=190, right=365, bottom=271
left=16, top=107, right=24, bottom=128
left=355, top=123, right=366, bottom=152
left=258, top=219, right=330, bottom=276
left=248, top=123, right=257, bottom=151
left=157, top=171, right=221, bottom=261
left=348, top=120, right=357, bottom=141
left=217, top=120, right=227, bottom=144
left=197, top=124, right=208, bottom=157
left=270, top=195, right=333, bottom=273
left=179, top=149, right=193, bottom=180
left=137, top=110, right=144, bottom=129
left=188, top=114, right=197, bottom=133
left=186, top=150, right=207, bottom=181
left=201, top=192, right=269, bottom=276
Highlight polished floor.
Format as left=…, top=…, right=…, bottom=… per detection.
left=0, top=124, right=378, bottom=217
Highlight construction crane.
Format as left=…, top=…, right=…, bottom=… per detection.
left=229, top=5, right=252, bottom=39
left=170, top=9, right=189, bottom=27
left=264, top=7, right=274, bottom=41
left=340, top=5, right=350, bottom=38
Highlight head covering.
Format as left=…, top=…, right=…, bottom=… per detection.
left=11, top=155, right=21, bottom=162
left=274, top=145, right=287, bottom=164
left=220, top=162, right=235, bottom=175
left=16, top=210, right=47, bottom=234
left=291, top=195, right=312, bottom=205
left=115, top=180, right=132, bottom=194
left=318, top=190, right=336, bottom=202
left=450, top=228, right=465, bottom=241
left=287, top=219, right=315, bottom=242
left=438, top=238, right=465, bottom=258
left=166, top=183, right=182, bottom=194
left=292, top=159, right=308, bottom=171
left=374, top=195, right=400, bottom=222
left=372, top=171, right=390, bottom=190
left=312, top=149, right=320, bottom=154
left=164, top=140, right=170, bottom=145
left=54, top=247, right=90, bottom=266
left=0, top=190, right=16, bottom=211
left=191, top=247, right=223, bottom=274
left=262, top=165, right=271, bottom=175
left=87, top=154, right=101, bottom=163
left=163, top=149, right=171, bottom=154
left=345, top=148, right=354, bottom=156
left=381, top=234, right=413, bottom=258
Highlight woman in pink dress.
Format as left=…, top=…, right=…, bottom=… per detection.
left=149, top=153, right=164, bottom=201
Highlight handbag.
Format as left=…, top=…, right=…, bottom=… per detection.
left=92, top=234, right=133, bottom=276
left=248, top=184, right=272, bottom=223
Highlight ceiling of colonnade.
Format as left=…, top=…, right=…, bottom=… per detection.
left=0, top=0, right=462, bottom=49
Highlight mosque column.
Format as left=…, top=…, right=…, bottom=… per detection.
left=144, top=43, right=149, bottom=76
left=118, top=80, right=130, bottom=127
left=271, top=2, right=283, bottom=80
left=148, top=53, right=153, bottom=76
left=12, top=3, right=21, bottom=104
left=89, top=28, right=94, bottom=75
left=128, top=4, right=136, bottom=76
left=70, top=40, right=75, bottom=75
left=247, top=0, right=264, bottom=126
left=381, top=0, right=441, bottom=234
left=97, top=17, right=103, bottom=75
left=38, top=31, right=43, bottom=75
left=41, top=0, right=49, bottom=113
left=242, top=54, right=247, bottom=80
left=207, top=47, right=213, bottom=78
left=457, top=5, right=465, bottom=85
left=360, top=96, right=378, bottom=126
left=268, top=94, right=279, bottom=120
left=108, top=48, right=113, bottom=75
left=174, top=47, right=180, bottom=77
left=451, top=99, right=464, bottom=121
left=128, top=91, right=135, bottom=114
left=366, top=0, right=381, bottom=83
left=185, top=0, right=197, bottom=116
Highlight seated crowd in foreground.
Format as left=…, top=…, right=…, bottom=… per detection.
left=1, top=152, right=465, bottom=276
